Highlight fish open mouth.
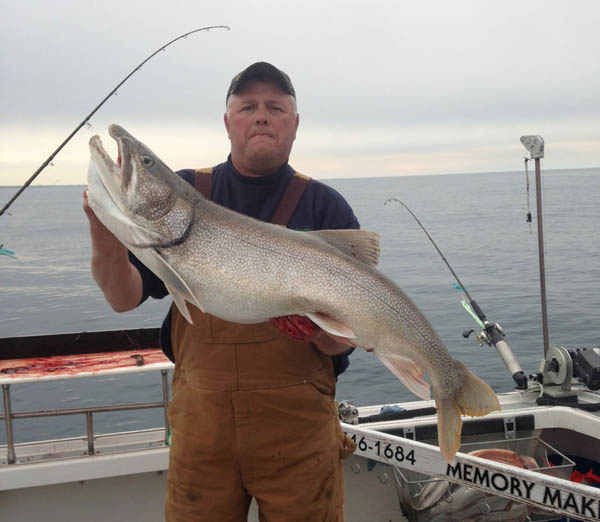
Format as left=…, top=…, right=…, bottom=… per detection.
left=89, top=135, right=118, bottom=176
left=109, top=125, right=134, bottom=192
left=87, top=134, right=128, bottom=220
left=89, top=125, right=134, bottom=193
left=109, top=124, right=124, bottom=168
left=116, top=139, right=122, bottom=168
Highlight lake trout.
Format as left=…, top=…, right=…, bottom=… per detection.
left=87, top=124, right=500, bottom=462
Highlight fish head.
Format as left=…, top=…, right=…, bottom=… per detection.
left=101, top=124, right=177, bottom=220
left=88, top=124, right=196, bottom=249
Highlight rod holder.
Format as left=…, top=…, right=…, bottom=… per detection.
left=520, top=136, right=549, bottom=355
left=520, top=135, right=544, bottom=159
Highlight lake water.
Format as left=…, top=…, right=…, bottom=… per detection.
left=1, top=167, right=599, bottom=443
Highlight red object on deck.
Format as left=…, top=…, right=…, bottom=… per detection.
left=0, top=348, right=170, bottom=380
left=571, top=469, right=600, bottom=485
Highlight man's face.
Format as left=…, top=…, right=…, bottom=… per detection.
left=224, top=81, right=299, bottom=176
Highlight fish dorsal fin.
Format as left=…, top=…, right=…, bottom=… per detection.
left=309, top=229, right=381, bottom=267
left=306, top=312, right=357, bottom=339
left=374, top=352, right=431, bottom=401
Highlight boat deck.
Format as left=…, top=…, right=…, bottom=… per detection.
left=2, top=333, right=600, bottom=521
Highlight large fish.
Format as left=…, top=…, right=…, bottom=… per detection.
left=87, top=124, right=500, bottom=462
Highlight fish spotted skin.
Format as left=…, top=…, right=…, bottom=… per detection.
left=87, top=124, right=501, bottom=462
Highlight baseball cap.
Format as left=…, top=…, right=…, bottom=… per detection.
left=226, top=62, right=295, bottom=104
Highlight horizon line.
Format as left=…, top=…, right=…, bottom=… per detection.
left=1, top=166, right=599, bottom=189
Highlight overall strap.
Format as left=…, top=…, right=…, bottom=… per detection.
left=271, top=172, right=311, bottom=226
left=194, top=168, right=213, bottom=199
left=193, top=168, right=310, bottom=227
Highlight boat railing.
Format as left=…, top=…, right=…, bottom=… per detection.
left=0, top=328, right=172, bottom=465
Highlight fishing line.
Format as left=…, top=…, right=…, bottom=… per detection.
left=0, top=25, right=230, bottom=219
left=524, top=157, right=533, bottom=234
left=517, top=380, right=544, bottom=403
left=385, top=198, right=473, bottom=302
left=384, top=198, right=486, bottom=327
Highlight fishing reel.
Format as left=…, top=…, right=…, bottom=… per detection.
left=539, top=346, right=600, bottom=394
left=462, top=322, right=505, bottom=347
left=337, top=400, right=360, bottom=425
left=462, top=317, right=529, bottom=390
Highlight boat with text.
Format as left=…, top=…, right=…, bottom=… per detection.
left=1, top=137, right=599, bottom=521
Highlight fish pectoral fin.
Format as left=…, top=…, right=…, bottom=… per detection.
left=305, top=312, right=356, bottom=339
left=167, top=288, right=194, bottom=324
left=374, top=352, right=431, bottom=401
left=144, top=248, right=205, bottom=324
left=309, top=229, right=381, bottom=267
left=323, top=332, right=356, bottom=347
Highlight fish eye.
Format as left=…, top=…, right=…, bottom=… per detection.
left=140, top=155, right=154, bottom=167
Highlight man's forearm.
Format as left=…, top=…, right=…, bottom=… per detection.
left=90, top=241, right=142, bottom=312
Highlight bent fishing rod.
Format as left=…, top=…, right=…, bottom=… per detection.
left=385, top=198, right=529, bottom=389
left=0, top=25, right=230, bottom=218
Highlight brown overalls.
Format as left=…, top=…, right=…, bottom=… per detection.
left=165, top=170, right=356, bottom=522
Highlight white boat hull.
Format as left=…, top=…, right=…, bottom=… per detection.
left=2, top=391, right=600, bottom=521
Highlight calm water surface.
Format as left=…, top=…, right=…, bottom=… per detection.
left=1, top=168, right=599, bottom=443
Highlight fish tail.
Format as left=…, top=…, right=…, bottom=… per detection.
left=434, top=395, right=463, bottom=462
left=455, top=360, right=501, bottom=417
left=435, top=360, right=501, bottom=462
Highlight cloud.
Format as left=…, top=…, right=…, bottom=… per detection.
left=1, top=114, right=597, bottom=187
left=1, top=0, right=599, bottom=186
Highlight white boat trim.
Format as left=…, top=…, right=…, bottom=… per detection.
left=0, top=445, right=169, bottom=490
left=343, top=421, right=600, bottom=521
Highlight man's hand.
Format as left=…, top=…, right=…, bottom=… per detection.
left=83, top=189, right=121, bottom=245
left=269, top=315, right=321, bottom=342
left=83, top=190, right=143, bottom=312
left=270, top=315, right=356, bottom=355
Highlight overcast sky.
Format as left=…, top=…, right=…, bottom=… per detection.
left=1, top=0, right=599, bottom=186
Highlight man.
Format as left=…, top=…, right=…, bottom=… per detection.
left=84, top=62, right=358, bottom=521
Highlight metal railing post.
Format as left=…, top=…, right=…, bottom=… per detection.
left=86, top=411, right=95, bottom=455
left=161, top=370, right=170, bottom=444
left=2, top=384, right=16, bottom=464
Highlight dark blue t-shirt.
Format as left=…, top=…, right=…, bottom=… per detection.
left=130, top=157, right=360, bottom=377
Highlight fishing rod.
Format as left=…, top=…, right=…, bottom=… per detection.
left=0, top=25, right=230, bottom=218
left=384, top=198, right=529, bottom=390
